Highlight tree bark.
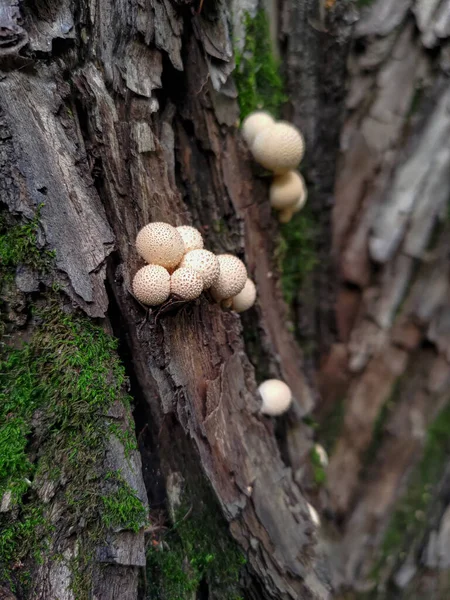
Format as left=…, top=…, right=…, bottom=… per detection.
left=0, top=1, right=330, bottom=599
left=316, top=1, right=450, bottom=597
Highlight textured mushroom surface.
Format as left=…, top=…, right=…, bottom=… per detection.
left=180, top=249, right=220, bottom=289
left=136, top=222, right=184, bottom=269
left=241, top=111, right=275, bottom=147
left=258, top=379, right=292, bottom=416
left=176, top=225, right=204, bottom=253
left=232, top=278, right=256, bottom=313
left=270, top=171, right=306, bottom=210
left=211, top=254, right=247, bottom=300
left=170, top=267, right=203, bottom=300
left=132, top=264, right=171, bottom=306
left=252, top=122, right=305, bottom=173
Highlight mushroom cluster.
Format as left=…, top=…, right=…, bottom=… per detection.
left=241, top=111, right=307, bottom=223
left=132, top=222, right=257, bottom=312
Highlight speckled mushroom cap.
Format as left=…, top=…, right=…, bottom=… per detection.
left=211, top=254, right=247, bottom=301
left=180, top=249, right=219, bottom=290
left=132, top=265, right=170, bottom=306
left=258, top=379, right=292, bottom=416
left=176, top=225, right=204, bottom=253
left=170, top=267, right=203, bottom=301
left=252, top=122, right=305, bottom=173
left=136, top=222, right=184, bottom=269
left=270, top=171, right=306, bottom=210
left=232, top=278, right=256, bottom=313
left=241, top=111, right=275, bottom=147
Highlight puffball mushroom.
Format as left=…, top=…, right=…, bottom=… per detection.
left=232, top=278, right=256, bottom=313
left=210, top=254, right=247, bottom=301
left=180, top=249, right=220, bottom=289
left=278, top=208, right=295, bottom=224
left=176, top=225, right=204, bottom=253
left=252, top=122, right=305, bottom=173
left=170, top=267, right=203, bottom=301
left=241, top=111, right=275, bottom=147
left=132, top=265, right=170, bottom=306
left=307, top=503, right=321, bottom=527
left=270, top=171, right=306, bottom=210
left=136, top=222, right=184, bottom=269
left=258, top=379, right=292, bottom=416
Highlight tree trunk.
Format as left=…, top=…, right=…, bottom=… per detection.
left=315, top=1, right=450, bottom=598
left=0, top=1, right=332, bottom=599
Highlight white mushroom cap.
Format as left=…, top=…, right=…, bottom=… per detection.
left=176, top=225, right=204, bottom=253
left=313, top=444, right=329, bottom=468
left=170, top=267, right=203, bottom=301
left=132, top=265, right=170, bottom=306
left=252, top=122, right=305, bottom=173
left=241, top=111, right=275, bottom=147
left=270, top=171, right=306, bottom=210
left=180, top=249, right=220, bottom=290
left=210, top=254, right=247, bottom=301
left=258, top=379, right=292, bottom=416
left=307, top=502, right=321, bottom=527
left=232, top=278, right=256, bottom=313
left=293, top=185, right=308, bottom=213
left=136, top=222, right=184, bottom=269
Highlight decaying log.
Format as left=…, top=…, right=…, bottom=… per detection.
left=0, top=0, right=331, bottom=598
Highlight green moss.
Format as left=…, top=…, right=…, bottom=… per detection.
left=372, top=399, right=450, bottom=583
left=102, top=475, right=147, bottom=534
left=0, top=300, right=144, bottom=596
left=310, top=446, right=327, bottom=486
left=276, top=208, right=318, bottom=307
left=234, top=10, right=286, bottom=120
left=0, top=204, right=55, bottom=282
left=147, top=479, right=245, bottom=600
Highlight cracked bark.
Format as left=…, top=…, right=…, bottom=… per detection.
left=0, top=0, right=332, bottom=599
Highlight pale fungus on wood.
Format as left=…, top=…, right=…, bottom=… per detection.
left=232, top=278, right=257, bottom=313
left=258, top=379, right=293, bottom=416
left=252, top=122, right=305, bottom=174
left=241, top=111, right=275, bottom=147
left=170, top=267, right=204, bottom=301
left=136, top=222, right=184, bottom=269
left=176, top=225, right=204, bottom=253
left=180, top=249, right=220, bottom=289
left=210, top=254, right=248, bottom=301
left=132, top=264, right=171, bottom=306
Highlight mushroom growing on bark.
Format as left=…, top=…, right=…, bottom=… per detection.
left=136, top=222, right=184, bottom=269
left=232, top=278, right=256, bottom=313
left=170, top=267, right=203, bottom=300
left=241, top=111, right=275, bottom=147
left=258, top=379, right=292, bottom=416
left=132, top=264, right=171, bottom=306
left=252, top=122, right=305, bottom=173
left=176, top=225, right=204, bottom=253
left=270, top=171, right=306, bottom=210
left=210, top=254, right=247, bottom=301
left=180, top=249, right=220, bottom=289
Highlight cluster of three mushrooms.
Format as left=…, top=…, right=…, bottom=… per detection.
left=132, top=222, right=256, bottom=312
left=242, top=112, right=307, bottom=223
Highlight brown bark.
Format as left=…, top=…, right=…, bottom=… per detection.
left=0, top=1, right=330, bottom=599
left=316, top=1, right=450, bottom=597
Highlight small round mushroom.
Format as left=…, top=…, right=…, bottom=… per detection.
left=176, top=225, right=204, bottom=254
left=270, top=171, right=306, bottom=210
left=307, top=502, right=321, bottom=527
left=132, top=264, right=170, bottom=306
left=241, top=111, right=275, bottom=147
left=232, top=278, right=256, bottom=313
left=252, top=122, right=305, bottom=173
left=180, top=249, right=220, bottom=289
left=313, top=444, right=328, bottom=468
left=210, top=254, right=247, bottom=301
left=258, top=379, right=292, bottom=416
left=293, top=184, right=308, bottom=213
left=136, top=222, right=184, bottom=269
left=170, top=267, right=203, bottom=301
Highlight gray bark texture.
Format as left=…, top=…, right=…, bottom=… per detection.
left=314, top=1, right=450, bottom=598
left=0, top=1, right=341, bottom=599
